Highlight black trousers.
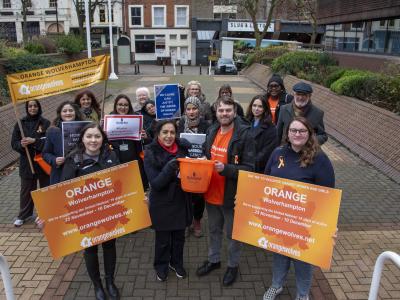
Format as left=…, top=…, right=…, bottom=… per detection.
left=19, top=174, right=49, bottom=220
left=84, top=239, right=116, bottom=284
left=154, top=229, right=185, bottom=273
left=192, top=194, right=205, bottom=221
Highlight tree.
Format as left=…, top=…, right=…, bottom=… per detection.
left=72, top=0, right=103, bottom=37
left=239, top=0, right=281, bottom=49
left=20, top=0, right=31, bottom=44
left=291, top=0, right=319, bottom=44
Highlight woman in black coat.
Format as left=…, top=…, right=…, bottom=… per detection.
left=144, top=120, right=192, bottom=282
left=60, top=123, right=120, bottom=300
left=177, top=96, right=209, bottom=238
left=245, top=95, right=278, bottom=173
left=11, top=100, right=50, bottom=227
left=108, top=94, right=148, bottom=189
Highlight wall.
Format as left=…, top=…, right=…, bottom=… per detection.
left=243, top=63, right=400, bottom=183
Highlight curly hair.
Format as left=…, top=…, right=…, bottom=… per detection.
left=285, top=117, right=320, bottom=167
left=74, top=90, right=101, bottom=116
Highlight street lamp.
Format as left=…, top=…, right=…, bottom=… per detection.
left=107, top=0, right=118, bottom=80
left=84, top=0, right=92, bottom=58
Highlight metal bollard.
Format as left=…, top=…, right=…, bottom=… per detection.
left=180, top=65, right=183, bottom=74
left=199, top=64, right=202, bottom=75
left=162, top=62, right=165, bottom=74
left=137, top=64, right=140, bottom=74
left=134, top=64, right=137, bottom=75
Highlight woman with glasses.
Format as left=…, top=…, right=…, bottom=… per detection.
left=264, top=74, right=293, bottom=125
left=263, top=117, right=335, bottom=300
left=185, top=80, right=212, bottom=123
left=109, top=94, right=148, bottom=189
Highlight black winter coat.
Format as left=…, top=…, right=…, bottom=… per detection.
left=204, top=118, right=255, bottom=208
left=249, top=121, right=278, bottom=173
left=60, top=148, right=119, bottom=181
left=144, top=138, right=192, bottom=231
left=11, top=116, right=50, bottom=179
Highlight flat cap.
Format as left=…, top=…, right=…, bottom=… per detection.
left=293, top=82, right=313, bottom=94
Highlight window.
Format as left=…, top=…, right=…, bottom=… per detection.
left=49, top=0, right=56, bottom=8
left=388, top=19, right=395, bottom=27
left=175, top=6, right=188, bottom=27
left=135, top=35, right=155, bottom=53
left=99, top=5, right=106, bottom=23
left=170, top=34, right=177, bottom=40
left=180, top=34, right=187, bottom=40
left=380, top=20, right=386, bottom=27
left=152, top=5, right=166, bottom=27
left=351, top=22, right=363, bottom=30
left=129, top=5, right=143, bottom=27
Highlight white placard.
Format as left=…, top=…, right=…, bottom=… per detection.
left=103, top=115, right=143, bottom=141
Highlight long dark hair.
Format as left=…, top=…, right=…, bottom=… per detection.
left=76, top=123, right=109, bottom=155
left=245, top=94, right=272, bottom=125
left=284, top=117, right=320, bottom=167
left=74, top=90, right=101, bottom=116
left=52, top=101, right=82, bottom=127
left=25, top=100, right=42, bottom=117
left=112, top=94, right=134, bottom=115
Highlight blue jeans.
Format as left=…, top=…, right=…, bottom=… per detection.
left=271, top=253, right=313, bottom=297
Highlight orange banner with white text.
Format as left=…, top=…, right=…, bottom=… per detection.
left=233, top=171, right=342, bottom=269
left=31, top=161, right=151, bottom=259
left=7, top=55, right=109, bottom=103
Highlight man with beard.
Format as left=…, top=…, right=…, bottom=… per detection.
left=196, top=96, right=255, bottom=286
left=277, top=82, right=327, bottom=145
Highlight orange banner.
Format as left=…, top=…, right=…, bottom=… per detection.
left=7, top=55, right=109, bottom=103
left=31, top=160, right=151, bottom=259
left=233, top=171, right=342, bottom=269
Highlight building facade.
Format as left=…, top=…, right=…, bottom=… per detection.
left=318, top=0, right=400, bottom=55
left=125, top=0, right=192, bottom=64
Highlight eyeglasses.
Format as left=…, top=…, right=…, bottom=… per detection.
left=268, top=84, right=280, bottom=89
left=289, top=128, right=308, bottom=135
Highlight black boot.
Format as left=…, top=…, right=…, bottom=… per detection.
left=103, top=239, right=119, bottom=299
left=105, top=278, right=120, bottom=300
left=83, top=250, right=106, bottom=300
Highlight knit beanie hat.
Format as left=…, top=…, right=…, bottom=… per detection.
left=267, top=74, right=284, bottom=89
left=184, top=96, right=201, bottom=110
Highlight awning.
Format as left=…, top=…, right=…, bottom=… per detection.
left=280, top=23, right=325, bottom=34
left=197, top=30, right=216, bottom=40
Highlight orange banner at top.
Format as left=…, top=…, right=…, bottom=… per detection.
left=7, top=55, right=109, bottom=103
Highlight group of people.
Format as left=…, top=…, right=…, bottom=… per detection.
left=12, top=75, right=335, bottom=300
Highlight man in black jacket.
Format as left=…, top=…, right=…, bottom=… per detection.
left=196, top=96, right=255, bottom=286
left=277, top=82, right=328, bottom=145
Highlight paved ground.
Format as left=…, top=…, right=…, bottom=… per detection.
left=0, top=66, right=399, bottom=299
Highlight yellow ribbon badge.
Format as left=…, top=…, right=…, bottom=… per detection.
left=278, top=156, right=285, bottom=168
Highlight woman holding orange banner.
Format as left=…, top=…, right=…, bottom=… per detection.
left=263, top=117, right=335, bottom=300
left=144, top=120, right=192, bottom=282
left=11, top=100, right=50, bottom=227
left=43, top=101, right=83, bottom=185
left=61, top=123, right=120, bottom=300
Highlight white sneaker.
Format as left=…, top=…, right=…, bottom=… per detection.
left=263, top=286, right=283, bottom=300
left=295, top=296, right=310, bottom=300
left=13, top=218, right=24, bottom=227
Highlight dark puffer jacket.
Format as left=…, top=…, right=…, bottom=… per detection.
left=11, top=107, right=50, bottom=179
left=144, top=138, right=192, bottom=231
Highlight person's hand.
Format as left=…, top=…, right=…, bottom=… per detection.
left=141, top=129, right=148, bottom=139
left=214, top=160, right=225, bottom=173
left=35, top=217, right=45, bottom=229
left=21, top=137, right=35, bottom=147
left=165, top=158, right=179, bottom=173
left=332, top=227, right=338, bottom=246
left=55, top=157, right=65, bottom=166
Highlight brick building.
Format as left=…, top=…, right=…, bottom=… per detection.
left=124, top=0, right=192, bottom=64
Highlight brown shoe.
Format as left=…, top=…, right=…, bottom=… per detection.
left=193, top=219, right=203, bottom=238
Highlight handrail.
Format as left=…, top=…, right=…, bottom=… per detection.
left=368, top=251, right=400, bottom=300
left=0, top=255, right=14, bottom=300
